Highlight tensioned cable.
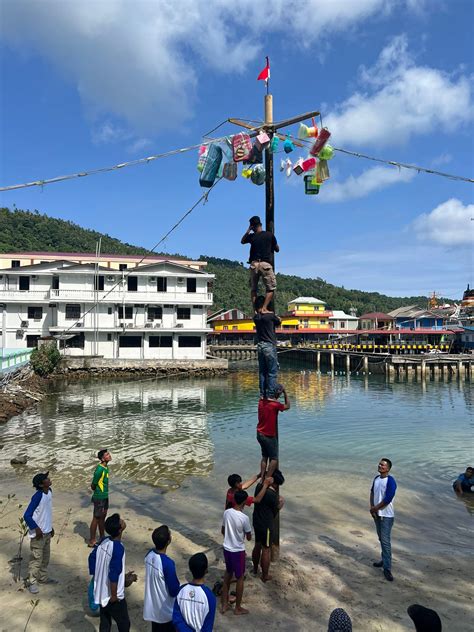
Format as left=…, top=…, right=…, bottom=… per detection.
left=2, top=124, right=472, bottom=192
left=55, top=179, right=221, bottom=340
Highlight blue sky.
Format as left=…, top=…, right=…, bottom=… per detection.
left=1, top=0, right=473, bottom=298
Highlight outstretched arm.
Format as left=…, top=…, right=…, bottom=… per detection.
left=242, top=474, right=259, bottom=490
left=253, top=478, right=272, bottom=504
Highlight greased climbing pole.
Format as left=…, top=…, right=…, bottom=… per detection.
left=229, top=81, right=320, bottom=559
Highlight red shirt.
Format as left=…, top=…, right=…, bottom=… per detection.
left=225, top=488, right=254, bottom=509
left=257, top=399, right=285, bottom=437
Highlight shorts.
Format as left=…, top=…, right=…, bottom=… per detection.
left=254, top=525, right=274, bottom=548
left=257, top=432, right=278, bottom=461
left=249, top=262, right=276, bottom=293
left=223, top=549, right=246, bottom=579
left=92, top=498, right=109, bottom=518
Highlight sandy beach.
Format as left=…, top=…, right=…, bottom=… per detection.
left=0, top=468, right=472, bottom=632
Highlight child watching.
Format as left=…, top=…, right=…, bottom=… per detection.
left=173, top=553, right=216, bottom=632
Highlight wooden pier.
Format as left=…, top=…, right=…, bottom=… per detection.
left=209, top=345, right=473, bottom=381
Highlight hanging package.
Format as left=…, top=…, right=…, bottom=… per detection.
left=270, top=136, right=280, bottom=152
left=232, top=133, right=252, bottom=162
left=250, top=164, right=266, bottom=185
left=293, top=158, right=304, bottom=175
left=301, top=157, right=317, bottom=172
left=197, top=145, right=208, bottom=172
left=244, top=143, right=263, bottom=165
left=316, top=158, right=330, bottom=183
left=304, top=174, right=320, bottom=195
left=223, top=162, right=237, bottom=180
left=298, top=117, right=319, bottom=139
left=285, top=158, right=293, bottom=177
left=255, top=131, right=271, bottom=151
left=241, top=167, right=252, bottom=179
left=317, top=143, right=334, bottom=160
left=199, top=143, right=222, bottom=187
left=310, top=128, right=331, bottom=157
left=283, top=134, right=295, bottom=153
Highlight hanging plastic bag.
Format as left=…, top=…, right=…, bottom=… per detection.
left=250, top=164, right=266, bottom=185
left=88, top=578, right=99, bottom=612
left=285, top=159, right=292, bottom=177
left=232, top=133, right=252, bottom=162
left=255, top=131, right=271, bottom=151
left=283, top=135, right=295, bottom=153
left=199, top=143, right=223, bottom=187
left=244, top=143, right=263, bottom=165
left=271, top=136, right=280, bottom=152
left=316, top=158, right=330, bottom=183
left=310, top=128, right=331, bottom=157
left=318, top=143, right=334, bottom=160
left=223, top=163, right=237, bottom=180
left=241, top=167, right=252, bottom=179
left=298, top=117, right=319, bottom=139
left=197, top=145, right=208, bottom=172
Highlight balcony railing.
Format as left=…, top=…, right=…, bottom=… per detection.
left=0, top=288, right=213, bottom=303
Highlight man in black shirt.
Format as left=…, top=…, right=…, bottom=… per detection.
left=241, top=215, right=279, bottom=312
left=254, top=295, right=280, bottom=399
left=252, top=469, right=285, bottom=582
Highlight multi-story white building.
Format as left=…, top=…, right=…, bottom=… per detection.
left=0, top=256, right=214, bottom=360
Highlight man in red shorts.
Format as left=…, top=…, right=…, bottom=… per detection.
left=257, top=384, right=290, bottom=480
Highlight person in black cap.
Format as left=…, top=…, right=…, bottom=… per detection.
left=23, top=471, right=57, bottom=593
left=407, top=604, right=442, bottom=631
left=241, top=215, right=279, bottom=312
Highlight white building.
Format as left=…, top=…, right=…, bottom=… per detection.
left=0, top=258, right=214, bottom=360
left=329, top=310, right=359, bottom=331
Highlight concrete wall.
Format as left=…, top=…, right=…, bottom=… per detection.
left=59, top=356, right=228, bottom=370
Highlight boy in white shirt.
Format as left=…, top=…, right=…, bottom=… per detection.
left=221, top=489, right=252, bottom=615
left=144, top=525, right=180, bottom=631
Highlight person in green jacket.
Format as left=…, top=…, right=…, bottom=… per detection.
left=88, top=449, right=112, bottom=547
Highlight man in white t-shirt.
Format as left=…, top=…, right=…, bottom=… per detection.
left=221, top=489, right=252, bottom=615
left=370, top=458, right=397, bottom=582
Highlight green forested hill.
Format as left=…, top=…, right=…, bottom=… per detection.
left=0, top=207, right=436, bottom=314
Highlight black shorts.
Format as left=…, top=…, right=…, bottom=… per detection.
left=254, top=525, right=274, bottom=547
left=92, top=498, right=109, bottom=518
left=257, top=432, right=278, bottom=461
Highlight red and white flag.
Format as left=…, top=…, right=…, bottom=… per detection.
left=257, top=56, right=270, bottom=82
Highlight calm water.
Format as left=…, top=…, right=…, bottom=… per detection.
left=1, top=366, right=472, bottom=505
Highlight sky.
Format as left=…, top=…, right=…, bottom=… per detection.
left=0, top=0, right=473, bottom=299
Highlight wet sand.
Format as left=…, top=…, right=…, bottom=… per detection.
left=0, top=471, right=472, bottom=631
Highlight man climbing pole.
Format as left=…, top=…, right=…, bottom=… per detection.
left=241, top=215, right=279, bottom=313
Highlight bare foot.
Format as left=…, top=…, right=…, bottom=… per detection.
left=221, top=603, right=230, bottom=615
left=87, top=540, right=96, bottom=548
left=261, top=308, right=271, bottom=314
left=261, top=575, right=272, bottom=583
left=234, top=607, right=249, bottom=615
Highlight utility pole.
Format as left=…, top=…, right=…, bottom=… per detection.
left=229, top=89, right=320, bottom=560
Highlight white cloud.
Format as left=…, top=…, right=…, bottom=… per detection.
left=2, top=1, right=425, bottom=136
left=431, top=153, right=453, bottom=166
left=320, top=165, right=415, bottom=202
left=413, top=198, right=474, bottom=246
left=326, top=34, right=473, bottom=147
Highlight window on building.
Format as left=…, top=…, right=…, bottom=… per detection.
left=164, top=304, right=173, bottom=309
left=61, top=333, right=85, bottom=349
left=119, top=335, right=142, bottom=347
left=149, top=335, right=173, bottom=347
left=19, top=276, right=30, bottom=291
left=118, top=306, right=133, bottom=320
left=27, top=306, right=43, bottom=320
left=187, top=278, right=197, bottom=293
left=107, top=333, right=112, bottom=342
left=340, top=322, right=346, bottom=328
left=11, top=260, right=20, bottom=268
left=127, top=276, right=138, bottom=292
left=107, top=307, right=112, bottom=315
left=157, top=277, right=167, bottom=292
left=94, top=275, right=105, bottom=291
left=177, top=307, right=191, bottom=320
left=193, top=305, right=202, bottom=310
left=65, top=304, right=81, bottom=320
left=178, top=336, right=201, bottom=347
left=223, top=325, right=228, bottom=331
left=119, top=264, right=128, bottom=271
left=52, top=276, right=59, bottom=290
left=232, top=326, right=238, bottom=331
left=147, top=306, right=163, bottom=321
left=26, top=335, right=40, bottom=348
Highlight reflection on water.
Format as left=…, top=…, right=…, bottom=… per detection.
left=0, top=368, right=472, bottom=497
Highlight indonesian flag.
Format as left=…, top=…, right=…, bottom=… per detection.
left=257, top=57, right=270, bottom=82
